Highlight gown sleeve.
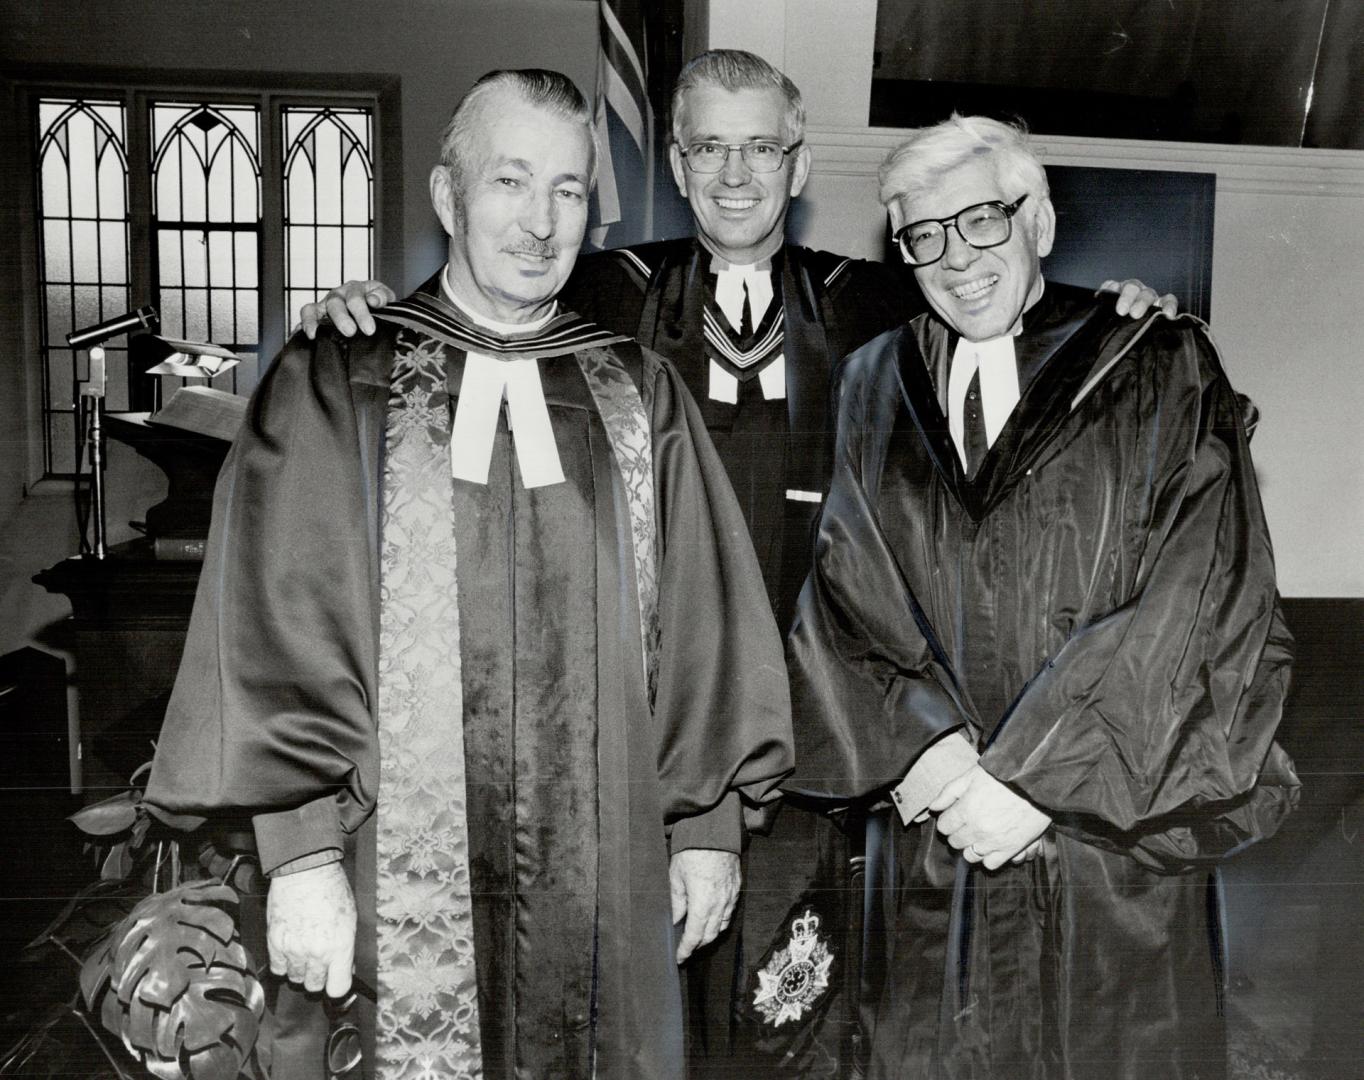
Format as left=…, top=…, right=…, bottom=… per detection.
left=786, top=344, right=974, bottom=801
left=647, top=352, right=795, bottom=832
left=143, top=329, right=381, bottom=873
left=978, top=319, right=1299, bottom=869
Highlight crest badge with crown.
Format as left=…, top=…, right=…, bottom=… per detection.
left=751, top=908, right=835, bottom=1026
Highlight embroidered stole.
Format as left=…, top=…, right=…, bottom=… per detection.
left=376, top=328, right=482, bottom=1079
left=576, top=346, right=661, bottom=695
left=375, top=309, right=658, bottom=1077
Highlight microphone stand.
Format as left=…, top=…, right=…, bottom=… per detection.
left=66, top=306, right=157, bottom=560
left=80, top=346, right=109, bottom=560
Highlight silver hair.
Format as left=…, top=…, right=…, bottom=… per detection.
left=878, top=114, right=1049, bottom=209
left=670, top=49, right=805, bottom=145
left=438, top=69, right=597, bottom=196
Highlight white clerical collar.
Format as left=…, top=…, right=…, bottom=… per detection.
left=713, top=265, right=774, bottom=335
left=440, top=265, right=558, bottom=335
left=707, top=255, right=771, bottom=274
left=698, top=240, right=783, bottom=403
left=697, top=239, right=773, bottom=332
left=697, top=232, right=776, bottom=272
left=441, top=265, right=565, bottom=489
left=947, top=331, right=1021, bottom=470
left=944, top=281, right=1048, bottom=468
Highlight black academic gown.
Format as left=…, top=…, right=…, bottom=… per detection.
left=788, top=283, right=1299, bottom=1080
left=566, top=238, right=915, bottom=631
left=564, top=240, right=919, bottom=1075
left=145, top=281, right=794, bottom=1080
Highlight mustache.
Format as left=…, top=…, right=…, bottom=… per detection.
left=504, top=241, right=559, bottom=258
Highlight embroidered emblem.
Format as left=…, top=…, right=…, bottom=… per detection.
left=752, top=909, right=834, bottom=1027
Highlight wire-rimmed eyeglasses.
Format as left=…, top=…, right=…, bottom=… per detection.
left=678, top=139, right=803, bottom=174
left=893, top=194, right=1029, bottom=267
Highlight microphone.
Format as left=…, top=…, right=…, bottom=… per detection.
left=66, top=305, right=158, bottom=349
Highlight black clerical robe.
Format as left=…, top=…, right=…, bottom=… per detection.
left=563, top=240, right=918, bottom=1074
left=146, top=283, right=793, bottom=1080
left=788, top=282, right=1299, bottom=1079
left=566, top=238, right=916, bottom=629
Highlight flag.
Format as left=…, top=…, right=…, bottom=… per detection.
left=590, top=0, right=653, bottom=247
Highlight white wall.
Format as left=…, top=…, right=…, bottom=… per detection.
left=793, top=128, right=1364, bottom=598
left=704, top=0, right=877, bottom=126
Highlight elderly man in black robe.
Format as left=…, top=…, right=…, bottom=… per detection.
left=146, top=69, right=793, bottom=1080
left=788, top=114, right=1299, bottom=1080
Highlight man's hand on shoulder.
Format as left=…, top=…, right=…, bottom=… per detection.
left=669, top=848, right=740, bottom=964
left=266, top=861, right=356, bottom=996
left=929, top=765, right=1051, bottom=871
left=300, top=279, right=396, bottom=339
left=1099, top=278, right=1178, bottom=320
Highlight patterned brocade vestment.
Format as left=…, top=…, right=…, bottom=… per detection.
left=145, top=279, right=794, bottom=1080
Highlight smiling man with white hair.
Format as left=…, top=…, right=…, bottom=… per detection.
left=146, top=68, right=793, bottom=1080
left=787, top=114, right=1299, bottom=1079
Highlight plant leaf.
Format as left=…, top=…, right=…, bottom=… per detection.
left=82, top=881, right=264, bottom=1080
left=129, top=815, right=151, bottom=850
left=0, top=1002, right=136, bottom=1078
left=99, top=843, right=133, bottom=882
left=69, top=793, right=140, bottom=837
left=23, top=878, right=142, bottom=960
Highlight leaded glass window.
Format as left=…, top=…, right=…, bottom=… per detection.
left=151, top=103, right=262, bottom=396
left=283, top=106, right=375, bottom=327
left=152, top=98, right=263, bottom=395
left=29, top=90, right=378, bottom=479
left=35, top=99, right=130, bottom=475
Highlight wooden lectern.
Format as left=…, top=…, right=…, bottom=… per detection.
left=33, top=413, right=233, bottom=798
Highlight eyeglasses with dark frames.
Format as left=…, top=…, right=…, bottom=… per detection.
left=893, top=194, right=1030, bottom=267
left=678, top=139, right=803, bottom=174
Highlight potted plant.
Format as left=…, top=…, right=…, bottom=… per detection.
left=0, top=764, right=269, bottom=1079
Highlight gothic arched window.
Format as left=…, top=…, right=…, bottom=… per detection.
left=30, top=90, right=378, bottom=479
left=151, top=103, right=263, bottom=396
left=36, top=99, right=130, bottom=474
left=283, top=107, right=375, bottom=331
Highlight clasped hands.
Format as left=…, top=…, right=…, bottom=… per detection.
left=927, top=765, right=1051, bottom=871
